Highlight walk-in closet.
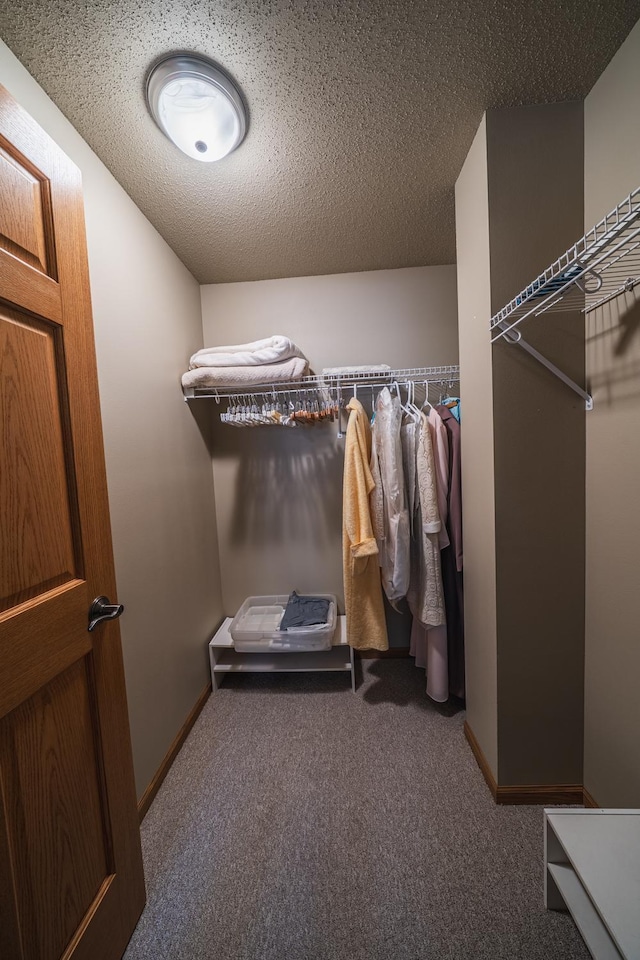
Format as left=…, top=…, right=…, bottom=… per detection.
left=1, top=3, right=640, bottom=959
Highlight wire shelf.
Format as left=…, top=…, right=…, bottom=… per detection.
left=183, top=364, right=460, bottom=401
left=490, top=187, right=640, bottom=343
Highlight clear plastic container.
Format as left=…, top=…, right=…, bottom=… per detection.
left=230, top=594, right=337, bottom=653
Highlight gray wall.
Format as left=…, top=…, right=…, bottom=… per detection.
left=0, top=40, right=223, bottom=799
left=488, top=103, right=586, bottom=786
left=200, top=267, right=459, bottom=644
left=454, top=116, right=498, bottom=777
left=584, top=20, right=640, bottom=806
left=456, top=103, right=586, bottom=786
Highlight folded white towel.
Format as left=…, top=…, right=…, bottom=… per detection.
left=182, top=356, right=309, bottom=390
left=189, top=335, right=306, bottom=370
left=322, top=364, right=391, bottom=376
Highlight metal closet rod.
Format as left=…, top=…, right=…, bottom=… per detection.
left=183, top=365, right=461, bottom=402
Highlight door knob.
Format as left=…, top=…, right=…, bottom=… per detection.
left=88, top=596, right=124, bottom=632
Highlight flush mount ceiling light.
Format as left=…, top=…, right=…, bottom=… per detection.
left=146, top=54, right=247, bottom=162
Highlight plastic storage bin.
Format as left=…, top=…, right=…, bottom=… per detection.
left=230, top=594, right=337, bottom=653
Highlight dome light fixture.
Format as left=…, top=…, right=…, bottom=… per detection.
left=146, top=53, right=247, bottom=162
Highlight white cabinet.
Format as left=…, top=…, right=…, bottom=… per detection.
left=544, top=808, right=640, bottom=959
left=209, top=615, right=355, bottom=692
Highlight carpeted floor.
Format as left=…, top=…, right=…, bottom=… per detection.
left=124, top=660, right=590, bottom=960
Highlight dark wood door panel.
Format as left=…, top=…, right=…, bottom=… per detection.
left=0, top=656, right=112, bottom=960
left=1, top=306, right=82, bottom=612
left=0, top=787, right=23, bottom=959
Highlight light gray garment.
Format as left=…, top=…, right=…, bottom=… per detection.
left=400, top=413, right=419, bottom=534
left=370, top=388, right=410, bottom=603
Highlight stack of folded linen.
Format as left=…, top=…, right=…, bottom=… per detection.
left=181, top=335, right=309, bottom=390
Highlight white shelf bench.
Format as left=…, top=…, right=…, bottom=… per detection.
left=209, top=615, right=355, bottom=692
left=544, top=808, right=640, bottom=960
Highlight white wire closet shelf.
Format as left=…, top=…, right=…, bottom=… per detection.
left=182, top=364, right=460, bottom=401
left=488, top=187, right=640, bottom=411
left=491, top=187, right=640, bottom=344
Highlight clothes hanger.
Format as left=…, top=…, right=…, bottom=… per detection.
left=420, top=380, right=434, bottom=412
left=438, top=379, right=461, bottom=422
left=408, top=380, right=424, bottom=416
left=392, top=380, right=413, bottom=417
left=245, top=394, right=258, bottom=426
left=440, top=377, right=459, bottom=402
left=370, top=385, right=379, bottom=425
left=405, top=380, right=421, bottom=419
left=241, top=394, right=252, bottom=426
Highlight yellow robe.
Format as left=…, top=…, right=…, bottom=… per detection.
left=342, top=398, right=389, bottom=651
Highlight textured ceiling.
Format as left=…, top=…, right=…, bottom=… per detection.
left=1, top=1, right=639, bottom=283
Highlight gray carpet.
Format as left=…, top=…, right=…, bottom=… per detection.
left=124, top=660, right=590, bottom=960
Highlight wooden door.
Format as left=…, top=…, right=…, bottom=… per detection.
left=0, top=86, right=145, bottom=960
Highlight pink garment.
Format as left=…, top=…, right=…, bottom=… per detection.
left=410, top=619, right=449, bottom=703
left=427, top=407, right=450, bottom=551
left=425, top=625, right=449, bottom=702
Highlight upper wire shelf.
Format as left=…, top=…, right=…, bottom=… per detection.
left=183, top=364, right=460, bottom=401
left=490, top=187, right=640, bottom=344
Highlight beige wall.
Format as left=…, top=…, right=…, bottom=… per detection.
left=201, top=267, right=459, bottom=643
left=454, top=117, right=498, bottom=777
left=201, top=266, right=458, bottom=371
left=0, top=40, right=223, bottom=799
left=584, top=20, right=640, bottom=806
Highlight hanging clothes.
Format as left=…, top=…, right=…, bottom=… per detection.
left=370, top=388, right=410, bottom=605
left=407, top=403, right=450, bottom=702
left=436, top=404, right=462, bottom=574
left=342, top=398, right=388, bottom=651
left=440, top=396, right=461, bottom=423
left=427, top=406, right=450, bottom=551
left=401, top=410, right=433, bottom=688
left=410, top=618, right=449, bottom=703
left=369, top=425, right=385, bottom=560
left=436, top=403, right=465, bottom=698
left=405, top=407, right=448, bottom=701
left=400, top=414, right=418, bottom=529
left=410, top=410, right=446, bottom=628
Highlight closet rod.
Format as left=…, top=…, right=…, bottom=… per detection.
left=584, top=276, right=639, bottom=314
left=495, top=321, right=593, bottom=410
left=183, top=364, right=460, bottom=401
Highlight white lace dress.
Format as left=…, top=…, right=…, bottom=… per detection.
left=413, top=411, right=446, bottom=626
left=407, top=410, right=448, bottom=700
